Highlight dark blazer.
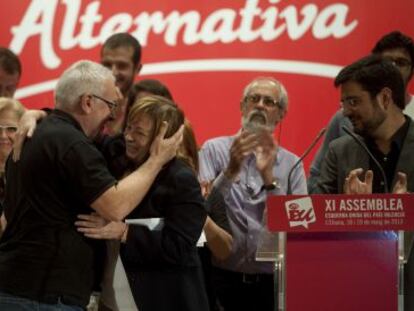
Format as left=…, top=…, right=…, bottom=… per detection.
left=120, top=158, right=209, bottom=311
left=314, top=119, right=414, bottom=194
left=314, top=118, right=414, bottom=311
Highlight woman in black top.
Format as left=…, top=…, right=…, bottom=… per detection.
left=76, top=96, right=209, bottom=311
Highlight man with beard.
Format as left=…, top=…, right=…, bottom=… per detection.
left=314, top=55, right=414, bottom=311
left=314, top=55, right=413, bottom=194
left=198, top=77, right=307, bottom=311
left=0, top=60, right=181, bottom=311
left=308, top=31, right=414, bottom=193
left=100, top=33, right=142, bottom=136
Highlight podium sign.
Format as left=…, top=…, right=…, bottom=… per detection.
left=268, top=193, right=414, bottom=232
left=266, top=194, right=414, bottom=311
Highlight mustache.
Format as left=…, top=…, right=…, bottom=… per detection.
left=244, top=109, right=268, bottom=132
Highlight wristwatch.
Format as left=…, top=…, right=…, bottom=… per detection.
left=251, top=178, right=281, bottom=199
left=261, top=179, right=281, bottom=192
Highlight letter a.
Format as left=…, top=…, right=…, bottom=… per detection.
left=10, top=0, right=61, bottom=69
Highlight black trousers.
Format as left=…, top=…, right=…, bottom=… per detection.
left=211, top=266, right=275, bottom=311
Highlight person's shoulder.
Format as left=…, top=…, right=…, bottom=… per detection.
left=328, top=134, right=356, bottom=151
left=201, top=135, right=235, bottom=151
left=33, top=115, right=87, bottom=152
left=40, top=113, right=83, bottom=137
left=277, top=145, right=300, bottom=162
left=331, top=109, right=345, bottom=121
left=167, top=158, right=197, bottom=178
left=203, top=135, right=234, bottom=144
left=156, top=159, right=200, bottom=196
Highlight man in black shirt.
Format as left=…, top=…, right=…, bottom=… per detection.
left=314, top=55, right=414, bottom=311
left=0, top=60, right=181, bottom=310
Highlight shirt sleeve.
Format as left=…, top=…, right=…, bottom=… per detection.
left=198, top=140, right=223, bottom=182
left=61, top=141, right=117, bottom=205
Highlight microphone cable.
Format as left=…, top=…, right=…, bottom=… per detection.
left=342, top=126, right=389, bottom=193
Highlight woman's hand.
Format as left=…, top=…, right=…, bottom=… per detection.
left=75, top=213, right=128, bottom=241
left=13, top=109, right=47, bottom=161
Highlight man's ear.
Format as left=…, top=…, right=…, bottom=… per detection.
left=135, top=63, right=143, bottom=75
left=278, top=108, right=287, bottom=121
left=240, top=100, right=247, bottom=114
left=376, top=87, right=392, bottom=110
left=79, top=94, right=93, bottom=115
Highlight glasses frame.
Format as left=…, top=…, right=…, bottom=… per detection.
left=0, top=125, right=18, bottom=134
left=245, top=93, right=280, bottom=109
left=341, top=96, right=362, bottom=109
left=91, top=94, right=118, bottom=115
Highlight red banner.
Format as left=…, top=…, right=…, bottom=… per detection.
left=0, top=1, right=413, bottom=171
left=268, top=194, right=414, bottom=232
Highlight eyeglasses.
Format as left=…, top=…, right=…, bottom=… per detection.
left=245, top=94, right=280, bottom=109
left=92, top=94, right=118, bottom=115
left=341, top=96, right=362, bottom=109
left=384, top=57, right=412, bottom=68
left=0, top=125, right=18, bottom=134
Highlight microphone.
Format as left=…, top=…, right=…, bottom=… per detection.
left=287, top=128, right=327, bottom=195
left=341, top=126, right=389, bottom=193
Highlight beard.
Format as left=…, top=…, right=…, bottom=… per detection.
left=242, top=109, right=273, bottom=132
left=352, top=103, right=386, bottom=138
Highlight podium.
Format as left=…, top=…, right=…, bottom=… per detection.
left=257, top=194, right=414, bottom=311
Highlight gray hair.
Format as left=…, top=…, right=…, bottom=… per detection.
left=242, top=77, right=288, bottom=111
left=55, top=60, right=114, bottom=110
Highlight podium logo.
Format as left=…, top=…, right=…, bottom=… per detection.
left=285, top=197, right=316, bottom=229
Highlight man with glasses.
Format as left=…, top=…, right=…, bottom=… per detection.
left=308, top=31, right=414, bottom=193
left=0, top=60, right=182, bottom=311
left=199, top=77, right=307, bottom=311
left=92, top=94, right=118, bottom=119
left=313, top=54, right=414, bottom=311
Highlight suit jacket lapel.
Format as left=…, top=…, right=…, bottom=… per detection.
left=394, top=120, right=414, bottom=190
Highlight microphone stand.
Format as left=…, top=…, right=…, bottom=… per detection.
left=286, top=128, right=326, bottom=195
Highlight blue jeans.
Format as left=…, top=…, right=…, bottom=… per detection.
left=0, top=291, right=83, bottom=311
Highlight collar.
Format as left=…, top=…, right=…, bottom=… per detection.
left=365, top=116, right=411, bottom=152
left=51, top=109, right=84, bottom=134
left=391, top=116, right=411, bottom=150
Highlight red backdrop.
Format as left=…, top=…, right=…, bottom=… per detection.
left=0, top=0, right=413, bottom=172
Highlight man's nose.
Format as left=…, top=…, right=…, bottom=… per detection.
left=256, top=97, right=266, bottom=109
left=0, top=129, right=8, bottom=138
left=342, top=106, right=352, bottom=118
left=124, top=131, right=133, bottom=142
left=111, top=64, right=119, bottom=76
left=0, top=87, right=9, bottom=98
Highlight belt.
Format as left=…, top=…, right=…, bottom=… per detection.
left=213, top=266, right=273, bottom=284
